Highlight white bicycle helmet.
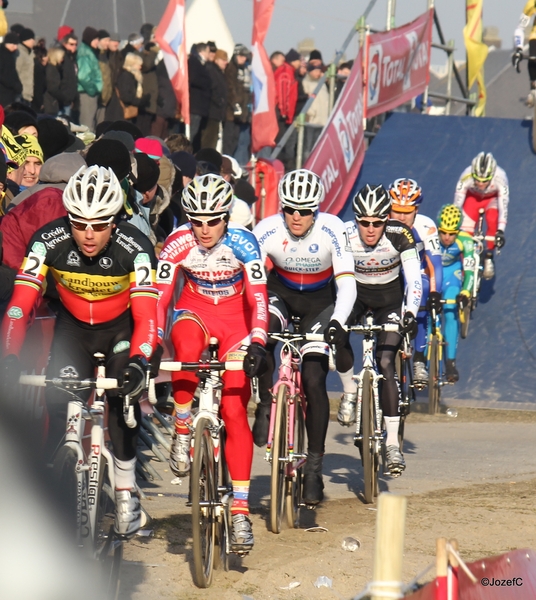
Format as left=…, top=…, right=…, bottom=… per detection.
left=181, top=174, right=234, bottom=215
left=278, top=169, right=325, bottom=211
left=63, top=165, right=124, bottom=219
left=352, top=184, right=391, bottom=220
left=471, top=152, right=496, bottom=183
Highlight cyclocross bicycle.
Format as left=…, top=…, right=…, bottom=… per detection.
left=265, top=322, right=320, bottom=534
left=160, top=338, right=244, bottom=589
left=19, top=352, right=136, bottom=599
left=348, top=313, right=400, bottom=504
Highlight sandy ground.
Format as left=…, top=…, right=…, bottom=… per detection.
left=117, top=406, right=536, bottom=600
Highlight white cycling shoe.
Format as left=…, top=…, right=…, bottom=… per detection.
left=170, top=432, right=191, bottom=477
left=230, top=514, right=254, bottom=552
left=337, top=392, right=357, bottom=426
left=114, top=489, right=146, bottom=538
left=482, top=256, right=495, bottom=280
left=413, top=361, right=428, bottom=382
left=385, top=445, right=406, bottom=477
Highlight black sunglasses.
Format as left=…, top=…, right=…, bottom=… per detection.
left=283, top=206, right=314, bottom=217
left=357, top=219, right=385, bottom=229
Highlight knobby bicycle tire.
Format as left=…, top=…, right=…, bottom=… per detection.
left=214, top=430, right=230, bottom=573
left=428, top=336, right=440, bottom=415
left=53, top=445, right=80, bottom=540
left=270, top=384, right=288, bottom=534
left=361, top=371, right=377, bottom=504
left=191, top=418, right=217, bottom=588
left=460, top=305, right=471, bottom=339
left=398, top=355, right=413, bottom=452
left=285, top=393, right=305, bottom=529
left=96, top=460, right=123, bottom=600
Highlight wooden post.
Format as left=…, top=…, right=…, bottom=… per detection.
left=435, top=537, right=448, bottom=600
left=371, top=493, right=407, bottom=600
left=448, top=539, right=459, bottom=600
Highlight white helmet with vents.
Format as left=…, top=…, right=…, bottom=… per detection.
left=471, top=152, right=496, bottom=183
left=181, top=174, right=234, bottom=214
left=278, top=169, right=324, bottom=211
left=63, top=165, right=124, bottom=219
left=352, top=184, right=391, bottom=220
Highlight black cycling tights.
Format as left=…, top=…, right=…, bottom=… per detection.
left=301, top=353, right=330, bottom=455
left=337, top=330, right=402, bottom=417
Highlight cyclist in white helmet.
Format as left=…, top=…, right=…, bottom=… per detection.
left=512, top=1, right=536, bottom=106
left=253, top=169, right=356, bottom=506
left=335, top=184, right=422, bottom=476
left=453, top=152, right=509, bottom=280
left=0, top=165, right=159, bottom=538
left=155, top=174, right=269, bottom=552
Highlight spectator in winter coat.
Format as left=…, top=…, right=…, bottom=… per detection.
left=152, top=60, right=177, bottom=139
left=58, top=33, right=79, bottom=117
left=15, top=28, right=35, bottom=104
left=188, top=43, right=212, bottom=152
left=202, top=49, right=228, bottom=149
left=222, top=43, right=252, bottom=166
left=105, top=33, right=125, bottom=122
left=44, top=48, right=68, bottom=115
left=76, top=27, right=103, bottom=132
left=32, top=43, right=48, bottom=113
left=0, top=33, right=23, bottom=108
left=116, top=53, right=149, bottom=121
left=121, top=33, right=144, bottom=60
left=301, top=62, right=329, bottom=160
left=270, top=51, right=285, bottom=71
left=137, top=43, right=159, bottom=136
left=96, top=30, right=113, bottom=126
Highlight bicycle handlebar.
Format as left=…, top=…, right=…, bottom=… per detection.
left=18, top=375, right=120, bottom=389
left=346, top=323, right=400, bottom=334
left=159, top=360, right=244, bottom=372
left=268, top=331, right=325, bottom=343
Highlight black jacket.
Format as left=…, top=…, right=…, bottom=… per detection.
left=59, top=48, right=79, bottom=105
left=206, top=61, right=227, bottom=122
left=188, top=52, right=211, bottom=117
left=32, top=58, right=47, bottom=113
left=43, top=62, right=72, bottom=115
left=116, top=70, right=146, bottom=108
left=0, top=45, right=23, bottom=107
left=224, top=58, right=251, bottom=123
left=155, top=60, right=177, bottom=120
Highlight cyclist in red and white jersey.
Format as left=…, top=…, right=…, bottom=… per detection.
left=453, top=152, right=508, bottom=279
left=155, top=174, right=268, bottom=552
left=252, top=169, right=356, bottom=506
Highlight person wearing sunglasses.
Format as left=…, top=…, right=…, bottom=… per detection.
left=155, top=174, right=269, bottom=552
left=453, top=152, right=508, bottom=280
left=436, top=205, right=475, bottom=383
left=389, top=178, right=443, bottom=385
left=335, top=184, right=422, bottom=477
left=0, top=164, right=159, bottom=539
left=252, top=169, right=356, bottom=506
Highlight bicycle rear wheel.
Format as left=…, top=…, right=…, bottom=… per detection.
left=361, top=371, right=377, bottom=504
left=191, top=418, right=217, bottom=588
left=285, top=394, right=305, bottom=529
left=214, top=430, right=230, bottom=573
left=428, top=336, right=440, bottom=415
left=270, top=384, right=288, bottom=534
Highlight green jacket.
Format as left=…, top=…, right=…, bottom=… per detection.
left=77, top=43, right=103, bottom=97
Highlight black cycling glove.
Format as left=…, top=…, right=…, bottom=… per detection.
left=120, top=355, right=148, bottom=397
left=426, top=291, right=443, bottom=314
left=401, top=312, right=418, bottom=339
left=323, top=319, right=347, bottom=346
left=512, top=48, right=523, bottom=73
left=495, top=229, right=505, bottom=249
left=243, top=342, right=267, bottom=378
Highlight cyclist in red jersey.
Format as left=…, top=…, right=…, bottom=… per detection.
left=0, top=165, right=158, bottom=538
left=155, top=174, right=268, bottom=552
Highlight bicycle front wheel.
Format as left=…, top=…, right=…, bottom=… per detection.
left=285, top=393, right=305, bottom=529
left=460, top=304, right=471, bottom=339
left=191, top=418, right=217, bottom=588
left=53, top=445, right=80, bottom=540
left=270, top=384, right=288, bottom=534
left=428, top=336, right=440, bottom=415
left=361, top=371, right=377, bottom=504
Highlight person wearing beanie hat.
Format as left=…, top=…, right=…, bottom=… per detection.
left=57, top=25, right=74, bottom=43
left=135, top=138, right=163, bottom=162
left=98, top=29, right=110, bottom=41
left=77, top=27, right=103, bottom=132
left=15, top=28, right=36, bottom=104
left=0, top=34, right=23, bottom=108
left=285, top=48, right=301, bottom=65
left=170, top=151, right=197, bottom=185
left=106, top=120, right=143, bottom=140
left=36, top=118, right=79, bottom=161
left=103, top=130, right=135, bottom=152
left=122, top=33, right=144, bottom=59
left=308, top=49, right=323, bottom=65
left=140, top=23, right=154, bottom=45
left=4, top=111, right=38, bottom=137
left=195, top=147, right=222, bottom=171
left=86, top=138, right=132, bottom=182
left=14, top=133, right=43, bottom=189
left=134, top=153, right=160, bottom=197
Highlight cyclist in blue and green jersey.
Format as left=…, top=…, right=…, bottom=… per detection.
left=437, top=205, right=475, bottom=383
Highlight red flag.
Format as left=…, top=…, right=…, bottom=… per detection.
left=251, top=0, right=278, bottom=153
left=155, top=0, right=190, bottom=124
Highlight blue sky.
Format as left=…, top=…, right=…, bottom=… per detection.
left=216, top=0, right=519, bottom=63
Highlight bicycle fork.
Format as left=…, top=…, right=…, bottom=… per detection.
left=353, top=369, right=384, bottom=450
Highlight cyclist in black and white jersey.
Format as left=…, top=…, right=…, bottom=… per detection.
left=335, top=184, right=422, bottom=475
left=252, top=169, right=356, bottom=505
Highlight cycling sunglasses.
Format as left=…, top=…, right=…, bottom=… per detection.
left=68, top=215, right=114, bottom=232
left=357, top=219, right=386, bottom=228
left=187, top=214, right=226, bottom=228
left=438, top=228, right=459, bottom=235
left=282, top=206, right=314, bottom=217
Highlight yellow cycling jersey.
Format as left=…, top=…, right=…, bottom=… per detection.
left=516, top=0, right=536, bottom=46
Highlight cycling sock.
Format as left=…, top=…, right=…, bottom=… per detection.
left=339, top=367, right=357, bottom=394
left=384, top=416, right=401, bottom=448
left=231, top=480, right=250, bottom=515
left=174, top=407, right=192, bottom=435
left=114, top=456, right=136, bottom=490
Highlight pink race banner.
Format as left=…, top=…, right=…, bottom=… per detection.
left=365, top=9, right=433, bottom=119
left=304, top=48, right=365, bottom=215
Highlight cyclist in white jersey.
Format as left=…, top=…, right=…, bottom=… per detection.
left=336, top=184, right=422, bottom=476
left=453, top=152, right=508, bottom=279
left=252, top=169, right=356, bottom=505
left=389, top=178, right=443, bottom=383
